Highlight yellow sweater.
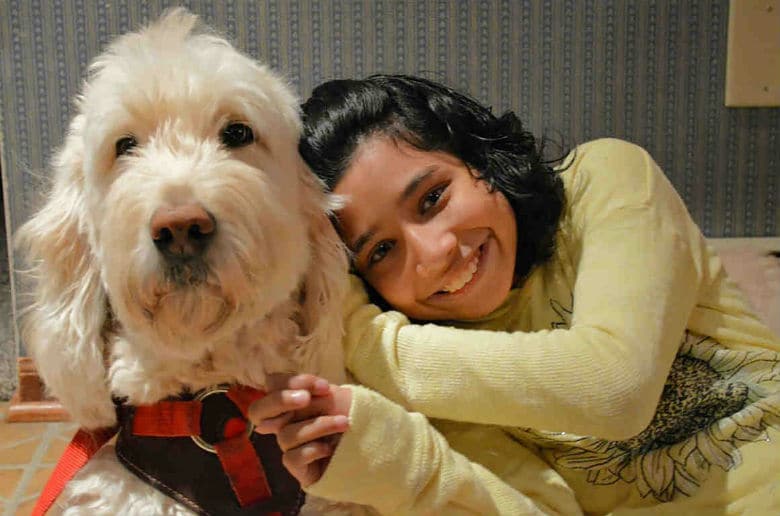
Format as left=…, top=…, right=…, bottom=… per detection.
left=307, top=139, right=780, bottom=515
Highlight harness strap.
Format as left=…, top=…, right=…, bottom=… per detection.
left=215, top=434, right=273, bottom=507
left=226, top=385, right=267, bottom=418
left=131, top=386, right=274, bottom=511
left=133, top=401, right=202, bottom=437
left=32, top=426, right=118, bottom=516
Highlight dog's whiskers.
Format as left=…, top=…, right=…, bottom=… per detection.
left=164, top=258, right=210, bottom=286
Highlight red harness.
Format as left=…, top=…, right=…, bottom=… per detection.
left=33, top=386, right=295, bottom=516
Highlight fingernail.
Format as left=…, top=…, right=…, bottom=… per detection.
left=289, top=390, right=308, bottom=403
left=314, top=378, right=329, bottom=391
left=333, top=415, right=349, bottom=426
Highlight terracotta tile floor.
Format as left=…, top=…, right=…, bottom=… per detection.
left=0, top=402, right=78, bottom=516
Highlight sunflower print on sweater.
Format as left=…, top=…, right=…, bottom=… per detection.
left=514, top=333, right=780, bottom=502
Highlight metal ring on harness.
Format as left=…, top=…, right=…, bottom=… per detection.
left=190, top=386, right=256, bottom=454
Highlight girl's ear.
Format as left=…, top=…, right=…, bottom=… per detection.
left=16, top=114, right=117, bottom=429
left=296, top=162, right=349, bottom=384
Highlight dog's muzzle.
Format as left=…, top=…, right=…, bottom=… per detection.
left=149, top=203, right=215, bottom=285
left=151, top=204, right=215, bottom=260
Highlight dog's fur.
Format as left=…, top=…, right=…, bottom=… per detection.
left=17, top=10, right=351, bottom=514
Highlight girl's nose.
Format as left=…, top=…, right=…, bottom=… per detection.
left=409, top=226, right=458, bottom=278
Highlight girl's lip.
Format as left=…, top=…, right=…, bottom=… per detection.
left=429, top=241, right=488, bottom=299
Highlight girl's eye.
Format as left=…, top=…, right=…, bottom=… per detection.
left=367, top=240, right=395, bottom=267
left=420, top=184, right=447, bottom=214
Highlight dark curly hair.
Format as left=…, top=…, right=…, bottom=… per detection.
left=299, top=74, right=565, bottom=285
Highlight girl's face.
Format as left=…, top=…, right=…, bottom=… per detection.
left=333, top=136, right=518, bottom=321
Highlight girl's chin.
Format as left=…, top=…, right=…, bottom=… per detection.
left=413, top=289, right=510, bottom=321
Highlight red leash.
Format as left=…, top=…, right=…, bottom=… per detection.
left=33, top=386, right=276, bottom=515
left=32, top=426, right=118, bottom=516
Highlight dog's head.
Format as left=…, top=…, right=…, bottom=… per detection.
left=81, top=10, right=319, bottom=353
left=17, top=10, right=347, bottom=426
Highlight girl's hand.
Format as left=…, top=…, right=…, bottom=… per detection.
left=249, top=374, right=352, bottom=487
left=249, top=374, right=331, bottom=434
left=275, top=386, right=352, bottom=486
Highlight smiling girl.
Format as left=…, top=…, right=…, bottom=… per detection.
left=335, top=136, right=520, bottom=321
left=251, top=75, right=780, bottom=515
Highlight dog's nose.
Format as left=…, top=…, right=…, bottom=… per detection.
left=150, top=204, right=215, bottom=258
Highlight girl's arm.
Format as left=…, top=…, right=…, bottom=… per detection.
left=344, top=139, right=706, bottom=440
left=252, top=378, right=582, bottom=515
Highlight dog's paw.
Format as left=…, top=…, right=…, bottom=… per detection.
left=133, top=378, right=184, bottom=405
left=65, top=394, right=117, bottom=430
left=110, top=360, right=184, bottom=405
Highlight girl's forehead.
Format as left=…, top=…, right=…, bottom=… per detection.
left=338, top=138, right=407, bottom=193
left=345, top=136, right=461, bottom=181
left=349, top=135, right=407, bottom=167
left=332, top=144, right=399, bottom=245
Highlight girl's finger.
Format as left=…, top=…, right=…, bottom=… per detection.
left=277, top=415, right=349, bottom=452
left=267, top=373, right=330, bottom=396
left=253, top=412, right=292, bottom=435
left=288, top=385, right=351, bottom=422
left=282, top=441, right=333, bottom=487
left=247, top=389, right=311, bottom=424
left=287, top=374, right=331, bottom=396
left=287, top=393, right=336, bottom=422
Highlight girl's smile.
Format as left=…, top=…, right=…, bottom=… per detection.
left=333, top=136, right=518, bottom=321
left=436, top=243, right=481, bottom=294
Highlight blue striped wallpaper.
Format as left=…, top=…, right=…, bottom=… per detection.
left=0, top=0, right=779, bottom=395
left=9, top=0, right=764, bottom=237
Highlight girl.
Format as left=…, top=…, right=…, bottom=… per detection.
left=251, top=75, right=780, bottom=515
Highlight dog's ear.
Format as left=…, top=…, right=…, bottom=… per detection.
left=296, top=164, right=349, bottom=384
left=16, top=114, right=116, bottom=429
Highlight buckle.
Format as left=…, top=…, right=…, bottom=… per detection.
left=190, top=386, right=255, bottom=454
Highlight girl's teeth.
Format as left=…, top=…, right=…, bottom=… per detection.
left=442, top=250, right=481, bottom=293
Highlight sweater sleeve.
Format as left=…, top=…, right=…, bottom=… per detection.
left=344, top=139, right=705, bottom=440
left=306, top=385, right=582, bottom=516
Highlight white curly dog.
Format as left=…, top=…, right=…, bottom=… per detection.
left=18, top=9, right=356, bottom=515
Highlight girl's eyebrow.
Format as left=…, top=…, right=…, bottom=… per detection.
left=352, top=228, right=375, bottom=256
left=399, top=167, right=436, bottom=204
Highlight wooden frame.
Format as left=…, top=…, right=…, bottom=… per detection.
left=6, top=357, right=69, bottom=422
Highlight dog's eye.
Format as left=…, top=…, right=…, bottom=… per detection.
left=220, top=122, right=254, bottom=148
left=115, top=136, right=138, bottom=157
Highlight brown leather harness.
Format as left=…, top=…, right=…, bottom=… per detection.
left=35, top=386, right=305, bottom=516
